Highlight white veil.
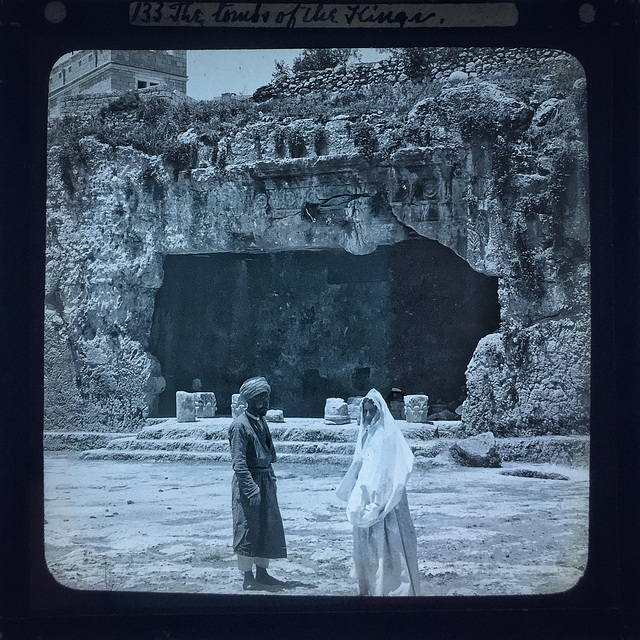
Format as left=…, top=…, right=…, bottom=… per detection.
left=336, top=389, right=414, bottom=528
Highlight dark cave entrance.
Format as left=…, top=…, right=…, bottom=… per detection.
left=149, top=237, right=500, bottom=417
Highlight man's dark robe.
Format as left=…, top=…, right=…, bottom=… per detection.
left=229, top=412, right=287, bottom=559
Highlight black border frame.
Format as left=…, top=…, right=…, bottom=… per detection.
left=1, top=1, right=639, bottom=638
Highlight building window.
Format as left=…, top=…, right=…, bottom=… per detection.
left=137, top=80, right=160, bottom=89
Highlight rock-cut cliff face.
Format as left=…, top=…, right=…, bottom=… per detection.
left=45, top=49, right=589, bottom=436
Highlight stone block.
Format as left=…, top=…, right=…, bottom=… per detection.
left=324, top=398, right=350, bottom=425
left=176, top=391, right=196, bottom=423
left=266, top=409, right=284, bottom=423
left=347, top=396, right=364, bottom=419
left=449, top=432, right=501, bottom=468
left=231, top=394, right=246, bottom=419
left=405, top=394, right=430, bottom=423
left=194, top=392, right=217, bottom=418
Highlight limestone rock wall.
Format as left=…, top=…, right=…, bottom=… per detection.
left=46, top=51, right=589, bottom=435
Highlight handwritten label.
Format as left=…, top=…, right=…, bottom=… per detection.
left=129, top=2, right=519, bottom=28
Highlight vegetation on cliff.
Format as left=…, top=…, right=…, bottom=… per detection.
left=50, top=47, right=585, bottom=183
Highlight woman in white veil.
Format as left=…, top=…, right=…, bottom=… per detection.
left=337, top=389, right=420, bottom=596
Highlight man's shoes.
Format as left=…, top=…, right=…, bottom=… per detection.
left=242, top=571, right=261, bottom=591
left=242, top=570, right=283, bottom=591
left=255, top=566, right=286, bottom=588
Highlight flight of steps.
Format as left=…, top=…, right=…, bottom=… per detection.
left=79, top=417, right=459, bottom=466
left=76, top=417, right=590, bottom=467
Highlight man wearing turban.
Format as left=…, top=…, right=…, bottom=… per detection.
left=228, top=376, right=287, bottom=590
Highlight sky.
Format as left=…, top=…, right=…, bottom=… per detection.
left=186, top=49, right=388, bottom=100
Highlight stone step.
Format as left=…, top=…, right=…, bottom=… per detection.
left=106, top=437, right=228, bottom=452
left=80, top=437, right=589, bottom=466
left=51, top=417, right=590, bottom=467
left=44, top=431, right=138, bottom=451
left=80, top=449, right=356, bottom=466
left=135, top=417, right=461, bottom=442
left=104, top=437, right=353, bottom=455
left=102, top=436, right=445, bottom=457
left=81, top=449, right=231, bottom=463
left=79, top=436, right=589, bottom=467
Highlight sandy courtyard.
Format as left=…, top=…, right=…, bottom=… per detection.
left=44, top=452, right=588, bottom=597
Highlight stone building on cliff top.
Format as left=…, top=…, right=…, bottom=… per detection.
left=48, top=50, right=188, bottom=118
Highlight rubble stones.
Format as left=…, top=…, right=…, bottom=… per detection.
left=532, top=98, right=562, bottom=128
left=499, top=469, right=569, bottom=480
left=405, top=395, right=430, bottom=423
left=324, top=398, right=351, bottom=425
left=252, top=50, right=577, bottom=102
left=447, top=70, right=469, bottom=84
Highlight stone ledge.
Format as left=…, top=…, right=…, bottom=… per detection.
left=44, top=431, right=138, bottom=451
left=73, top=436, right=588, bottom=467
left=495, top=436, right=590, bottom=467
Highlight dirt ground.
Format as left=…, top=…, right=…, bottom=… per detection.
left=43, top=452, right=588, bottom=597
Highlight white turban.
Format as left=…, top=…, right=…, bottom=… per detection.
left=239, top=376, right=271, bottom=402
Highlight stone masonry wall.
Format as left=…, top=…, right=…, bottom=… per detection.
left=49, top=50, right=187, bottom=117
left=255, top=48, right=573, bottom=101
left=58, top=85, right=190, bottom=121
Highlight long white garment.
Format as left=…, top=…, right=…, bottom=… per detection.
left=337, top=389, right=420, bottom=596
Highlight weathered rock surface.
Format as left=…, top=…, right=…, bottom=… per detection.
left=44, top=308, right=86, bottom=431
left=43, top=431, right=135, bottom=451
left=45, top=49, right=589, bottom=437
left=494, top=436, right=590, bottom=467
left=463, top=319, right=590, bottom=436
left=450, top=432, right=502, bottom=468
